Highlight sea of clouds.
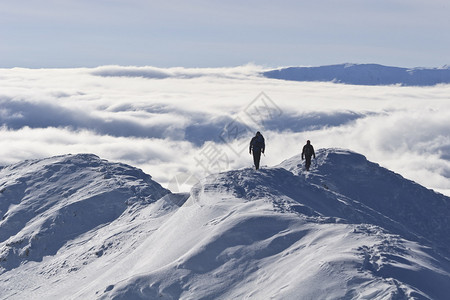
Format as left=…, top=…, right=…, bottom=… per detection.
left=1, top=65, right=449, bottom=195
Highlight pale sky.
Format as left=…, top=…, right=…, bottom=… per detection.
left=1, top=0, right=449, bottom=68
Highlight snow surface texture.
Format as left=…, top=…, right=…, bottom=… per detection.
left=263, top=64, right=450, bottom=86
left=1, top=150, right=450, bottom=299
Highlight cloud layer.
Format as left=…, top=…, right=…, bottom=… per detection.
left=1, top=66, right=449, bottom=196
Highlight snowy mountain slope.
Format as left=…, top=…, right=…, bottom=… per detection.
left=263, top=63, right=450, bottom=86
left=0, top=154, right=171, bottom=273
left=278, top=149, right=450, bottom=257
left=1, top=150, right=450, bottom=299
left=97, top=165, right=450, bottom=300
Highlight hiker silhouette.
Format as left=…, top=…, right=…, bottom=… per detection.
left=301, top=140, right=315, bottom=171
left=249, top=132, right=265, bottom=170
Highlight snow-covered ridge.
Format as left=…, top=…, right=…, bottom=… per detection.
left=263, top=63, right=450, bottom=86
left=279, top=149, right=450, bottom=253
left=0, top=154, right=170, bottom=271
left=1, top=150, right=449, bottom=299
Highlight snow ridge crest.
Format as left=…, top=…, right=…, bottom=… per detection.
left=0, top=153, right=169, bottom=272
left=1, top=150, right=450, bottom=299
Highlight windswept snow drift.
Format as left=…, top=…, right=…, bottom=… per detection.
left=1, top=151, right=449, bottom=299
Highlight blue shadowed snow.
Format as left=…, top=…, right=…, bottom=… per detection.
left=1, top=150, right=449, bottom=299
left=0, top=154, right=170, bottom=271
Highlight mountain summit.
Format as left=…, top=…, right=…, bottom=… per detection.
left=1, top=150, right=449, bottom=299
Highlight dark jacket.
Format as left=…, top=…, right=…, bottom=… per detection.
left=250, top=133, right=265, bottom=153
left=302, top=143, right=315, bottom=159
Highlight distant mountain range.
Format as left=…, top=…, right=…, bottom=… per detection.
left=263, top=63, right=450, bottom=86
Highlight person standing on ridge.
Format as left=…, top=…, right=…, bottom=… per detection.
left=301, top=140, right=315, bottom=171
left=249, top=131, right=265, bottom=170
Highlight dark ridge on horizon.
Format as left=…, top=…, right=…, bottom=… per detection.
left=263, top=63, right=450, bottom=86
